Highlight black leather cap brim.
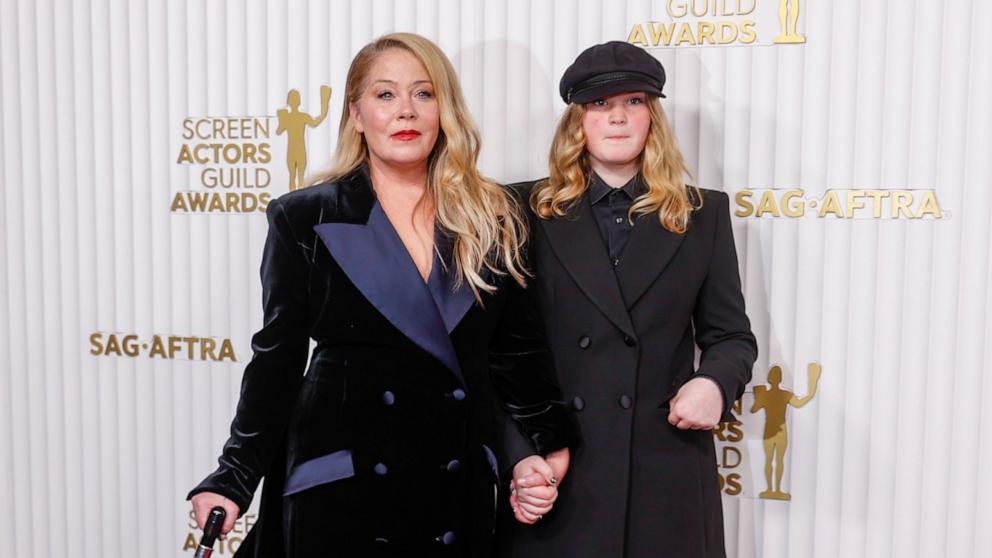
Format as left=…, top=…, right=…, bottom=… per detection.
left=568, top=78, right=666, bottom=104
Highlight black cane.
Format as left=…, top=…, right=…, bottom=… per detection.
left=193, top=506, right=226, bottom=558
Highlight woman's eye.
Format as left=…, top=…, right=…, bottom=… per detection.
left=591, top=99, right=607, bottom=107
left=377, top=91, right=394, bottom=100
left=628, top=97, right=643, bottom=105
left=415, top=89, right=434, bottom=99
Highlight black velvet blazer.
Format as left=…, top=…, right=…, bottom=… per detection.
left=189, top=168, right=572, bottom=558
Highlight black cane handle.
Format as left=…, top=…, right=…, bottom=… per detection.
left=194, top=507, right=227, bottom=558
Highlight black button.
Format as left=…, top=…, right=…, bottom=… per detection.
left=619, top=395, right=632, bottom=409
left=382, top=391, right=396, bottom=406
left=446, top=459, right=461, bottom=473
left=437, top=531, right=456, bottom=545
left=623, top=335, right=636, bottom=347
left=578, top=335, right=591, bottom=349
left=374, top=537, right=390, bottom=545
left=615, top=217, right=623, bottom=224
left=450, top=389, right=466, bottom=401
left=374, top=462, right=388, bottom=476
left=572, top=396, right=585, bottom=411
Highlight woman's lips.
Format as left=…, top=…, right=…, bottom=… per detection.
left=391, top=130, right=421, bottom=141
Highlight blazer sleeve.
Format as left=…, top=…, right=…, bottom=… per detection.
left=488, top=270, right=576, bottom=474
left=186, top=197, right=311, bottom=513
left=692, top=191, right=758, bottom=422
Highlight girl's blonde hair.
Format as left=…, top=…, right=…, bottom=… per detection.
left=314, top=33, right=527, bottom=298
left=530, top=97, right=700, bottom=232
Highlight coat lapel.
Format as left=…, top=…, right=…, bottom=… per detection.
left=428, top=234, right=477, bottom=333
left=538, top=198, right=635, bottom=338
left=614, top=213, right=686, bottom=309
left=314, top=201, right=466, bottom=388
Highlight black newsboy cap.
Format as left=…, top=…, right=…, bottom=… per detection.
left=559, top=41, right=666, bottom=104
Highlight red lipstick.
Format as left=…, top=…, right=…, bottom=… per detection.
left=391, top=130, right=421, bottom=141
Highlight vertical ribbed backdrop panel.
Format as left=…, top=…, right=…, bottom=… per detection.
left=0, top=1, right=990, bottom=556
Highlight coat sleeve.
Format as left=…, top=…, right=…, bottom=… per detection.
left=692, top=191, right=758, bottom=422
left=488, top=185, right=577, bottom=470
left=488, top=274, right=576, bottom=473
left=186, top=197, right=311, bottom=513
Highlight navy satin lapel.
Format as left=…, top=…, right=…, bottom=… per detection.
left=313, top=204, right=465, bottom=387
left=428, top=235, right=476, bottom=333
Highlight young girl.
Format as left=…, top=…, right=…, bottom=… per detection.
left=502, top=41, right=757, bottom=558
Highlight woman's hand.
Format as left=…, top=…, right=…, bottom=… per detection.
left=544, top=447, right=570, bottom=481
left=191, top=491, right=240, bottom=539
left=510, top=448, right=571, bottom=524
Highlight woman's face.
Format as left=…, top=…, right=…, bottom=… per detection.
left=350, top=48, right=440, bottom=172
left=581, top=92, right=651, bottom=175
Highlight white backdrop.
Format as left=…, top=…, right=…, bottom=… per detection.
left=2, top=1, right=990, bottom=557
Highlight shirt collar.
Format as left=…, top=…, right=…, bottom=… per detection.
left=588, top=172, right=646, bottom=205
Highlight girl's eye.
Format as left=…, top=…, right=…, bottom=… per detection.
left=591, top=99, right=608, bottom=107
left=628, top=97, right=643, bottom=105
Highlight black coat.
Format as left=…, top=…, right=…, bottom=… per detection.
left=189, top=168, right=573, bottom=558
left=498, top=182, right=757, bottom=558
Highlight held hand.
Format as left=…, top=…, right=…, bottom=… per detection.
left=668, top=377, right=723, bottom=430
left=545, top=447, right=570, bottom=483
left=191, top=491, right=240, bottom=539
left=510, top=455, right=559, bottom=524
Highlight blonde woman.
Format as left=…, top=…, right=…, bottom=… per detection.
left=502, top=41, right=757, bottom=558
left=188, top=33, right=573, bottom=558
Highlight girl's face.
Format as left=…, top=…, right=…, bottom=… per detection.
left=349, top=48, right=440, bottom=172
left=581, top=92, right=651, bottom=175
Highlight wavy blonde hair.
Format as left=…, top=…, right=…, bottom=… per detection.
left=531, top=97, right=700, bottom=233
left=314, top=33, right=527, bottom=298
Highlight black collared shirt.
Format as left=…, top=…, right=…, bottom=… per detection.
left=588, top=173, right=647, bottom=267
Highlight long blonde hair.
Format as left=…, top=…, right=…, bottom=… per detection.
left=531, top=97, right=700, bottom=233
left=314, top=33, right=527, bottom=298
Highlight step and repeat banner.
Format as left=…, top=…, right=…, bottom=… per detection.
left=2, top=1, right=990, bottom=557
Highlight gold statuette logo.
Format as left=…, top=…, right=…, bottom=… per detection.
left=772, top=0, right=806, bottom=43
left=750, top=362, right=820, bottom=500
left=277, top=86, right=331, bottom=191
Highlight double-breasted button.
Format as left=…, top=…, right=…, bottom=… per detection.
left=436, top=531, right=457, bottom=545
left=382, top=391, right=396, bottom=406
left=572, top=396, right=585, bottom=411
left=578, top=335, right=591, bottom=349
left=619, top=395, right=632, bottom=409
left=450, top=388, right=466, bottom=401
left=446, top=459, right=461, bottom=473
left=623, top=335, right=637, bottom=347
left=374, top=462, right=389, bottom=476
